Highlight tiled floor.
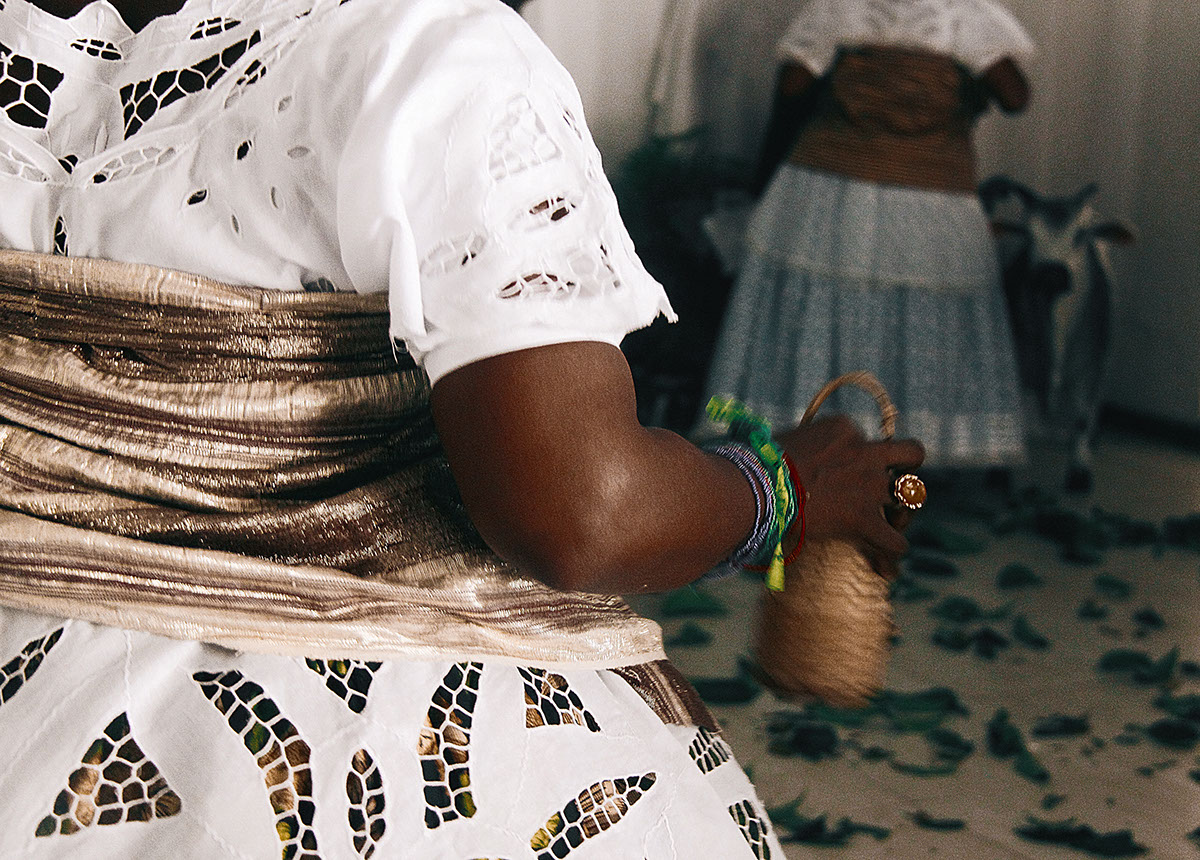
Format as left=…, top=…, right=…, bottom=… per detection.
left=633, top=431, right=1200, bottom=858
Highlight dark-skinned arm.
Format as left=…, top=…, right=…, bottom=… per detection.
left=752, top=61, right=819, bottom=194
left=980, top=57, right=1030, bottom=113
left=431, top=341, right=924, bottom=594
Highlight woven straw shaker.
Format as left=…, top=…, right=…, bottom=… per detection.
left=754, top=371, right=899, bottom=709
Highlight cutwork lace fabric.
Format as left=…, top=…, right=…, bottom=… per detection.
left=778, top=0, right=1034, bottom=75
left=0, top=611, right=781, bottom=858
left=0, top=0, right=780, bottom=855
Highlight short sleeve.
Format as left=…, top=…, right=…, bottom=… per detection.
left=776, top=0, right=845, bottom=76
left=335, top=0, right=675, bottom=384
left=955, top=0, right=1034, bottom=75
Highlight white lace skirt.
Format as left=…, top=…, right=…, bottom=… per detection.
left=703, top=165, right=1026, bottom=467
left=0, top=606, right=783, bottom=860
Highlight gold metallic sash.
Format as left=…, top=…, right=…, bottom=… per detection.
left=0, top=251, right=666, bottom=669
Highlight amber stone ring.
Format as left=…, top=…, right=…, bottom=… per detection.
left=892, top=473, right=927, bottom=511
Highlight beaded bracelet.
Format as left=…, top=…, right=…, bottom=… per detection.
left=703, top=441, right=775, bottom=573
left=705, top=397, right=800, bottom=591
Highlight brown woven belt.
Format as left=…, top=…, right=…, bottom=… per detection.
left=790, top=45, right=981, bottom=194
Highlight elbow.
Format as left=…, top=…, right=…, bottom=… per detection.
left=472, top=489, right=660, bottom=594
left=487, top=514, right=635, bottom=595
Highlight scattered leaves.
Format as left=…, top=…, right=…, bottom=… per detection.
left=930, top=596, right=1011, bottom=624
left=1154, top=692, right=1200, bottom=722
left=891, top=574, right=938, bottom=602
left=908, top=811, right=966, bottom=831
left=1146, top=718, right=1199, bottom=750
left=690, top=673, right=760, bottom=705
left=1098, top=648, right=1179, bottom=686
left=1032, top=714, right=1091, bottom=738
left=987, top=709, right=1051, bottom=783
left=785, top=815, right=891, bottom=846
left=666, top=621, right=713, bottom=647
left=996, top=563, right=1043, bottom=589
left=905, top=550, right=960, bottom=578
left=1078, top=599, right=1110, bottom=621
left=1131, top=607, right=1165, bottom=631
left=1016, top=817, right=1148, bottom=857
left=1013, top=615, right=1051, bottom=649
left=660, top=586, right=728, bottom=617
left=765, top=714, right=840, bottom=761
left=908, top=523, right=988, bottom=555
left=1093, top=574, right=1133, bottom=600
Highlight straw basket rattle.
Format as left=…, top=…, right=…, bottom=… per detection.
left=754, top=371, right=918, bottom=709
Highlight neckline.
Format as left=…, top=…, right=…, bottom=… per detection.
left=10, top=0, right=232, bottom=42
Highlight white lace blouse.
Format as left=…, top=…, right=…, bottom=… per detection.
left=0, top=0, right=674, bottom=382
left=779, top=0, right=1034, bottom=77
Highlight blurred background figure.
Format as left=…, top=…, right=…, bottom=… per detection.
left=701, top=0, right=1033, bottom=475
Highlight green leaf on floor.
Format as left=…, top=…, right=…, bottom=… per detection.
left=1093, top=574, right=1133, bottom=600
left=876, top=687, right=969, bottom=731
left=1032, top=715, right=1091, bottom=738
left=996, top=563, right=1044, bottom=590
left=660, top=586, right=728, bottom=617
left=1146, top=718, right=1200, bottom=750
left=1042, top=794, right=1068, bottom=811
left=1015, top=817, right=1148, bottom=857
left=1014, top=749, right=1052, bottom=784
left=889, top=759, right=960, bottom=777
left=987, top=709, right=1026, bottom=758
left=1154, top=692, right=1200, bottom=721
left=804, top=701, right=876, bottom=729
left=1162, top=513, right=1200, bottom=552
left=1131, top=607, right=1165, bottom=631
left=1189, top=826, right=1200, bottom=848
left=987, top=710, right=1050, bottom=783
left=1078, top=599, right=1110, bottom=621
left=1098, top=647, right=1179, bottom=686
left=908, top=522, right=988, bottom=555
left=764, top=794, right=806, bottom=828
left=891, top=574, right=938, bottom=603
left=689, top=673, right=760, bottom=705
left=908, top=811, right=966, bottom=831
left=665, top=621, right=712, bottom=647
left=1013, top=615, right=1051, bottom=649
left=1188, top=769, right=1200, bottom=785
left=782, top=813, right=891, bottom=846
left=765, top=713, right=840, bottom=761
left=930, top=595, right=1011, bottom=624
left=932, top=625, right=973, bottom=652
left=905, top=550, right=960, bottom=578
left=891, top=726, right=975, bottom=776
left=972, top=626, right=1010, bottom=660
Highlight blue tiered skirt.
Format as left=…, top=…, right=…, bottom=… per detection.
left=704, top=165, right=1026, bottom=466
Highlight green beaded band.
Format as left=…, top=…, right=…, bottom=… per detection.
left=705, top=396, right=798, bottom=591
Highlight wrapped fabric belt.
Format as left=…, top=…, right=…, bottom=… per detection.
left=0, top=250, right=667, bottom=671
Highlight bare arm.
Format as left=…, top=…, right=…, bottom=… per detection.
left=431, top=341, right=924, bottom=593
left=980, top=57, right=1030, bottom=114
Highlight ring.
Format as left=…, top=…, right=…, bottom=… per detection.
left=892, top=473, right=926, bottom=511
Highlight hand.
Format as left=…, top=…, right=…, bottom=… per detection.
left=776, top=415, right=925, bottom=579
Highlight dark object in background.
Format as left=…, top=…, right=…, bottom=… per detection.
left=979, top=176, right=1135, bottom=494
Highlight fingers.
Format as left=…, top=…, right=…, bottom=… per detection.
left=872, top=437, right=926, bottom=471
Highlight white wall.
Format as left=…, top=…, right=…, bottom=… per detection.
left=524, top=0, right=1200, bottom=425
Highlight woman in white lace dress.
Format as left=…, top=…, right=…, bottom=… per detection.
left=0, top=0, right=923, bottom=857
left=704, top=0, right=1033, bottom=469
